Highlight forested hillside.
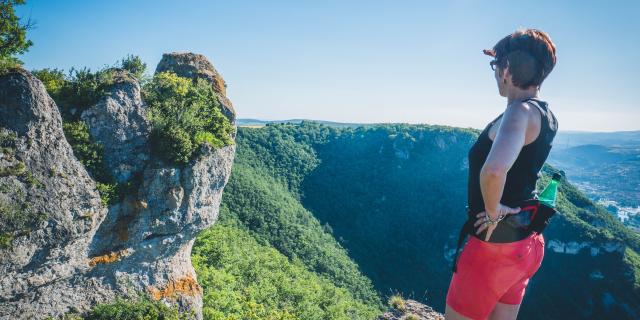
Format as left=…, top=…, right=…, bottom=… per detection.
left=195, top=121, right=640, bottom=319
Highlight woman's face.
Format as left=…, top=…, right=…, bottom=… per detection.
left=494, top=63, right=509, bottom=97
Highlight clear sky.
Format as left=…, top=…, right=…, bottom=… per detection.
left=15, top=0, right=640, bottom=131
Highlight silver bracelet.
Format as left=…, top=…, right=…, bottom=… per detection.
left=484, top=211, right=505, bottom=224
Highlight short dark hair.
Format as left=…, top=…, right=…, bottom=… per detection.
left=485, top=29, right=557, bottom=89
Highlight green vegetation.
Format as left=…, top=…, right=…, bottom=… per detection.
left=61, top=121, right=117, bottom=205
left=209, top=122, right=640, bottom=320
left=0, top=128, right=47, bottom=248
left=0, top=232, right=12, bottom=249
left=142, top=71, right=235, bottom=165
left=32, top=54, right=148, bottom=118
left=32, top=58, right=144, bottom=205
left=193, top=224, right=381, bottom=320
left=0, top=162, right=25, bottom=177
left=0, top=0, right=33, bottom=73
left=388, top=294, right=406, bottom=312
left=623, top=248, right=640, bottom=291
left=216, top=164, right=382, bottom=305
left=222, top=122, right=476, bottom=302
left=218, top=125, right=384, bottom=305
left=31, top=57, right=235, bottom=209
left=119, top=54, right=147, bottom=81
left=61, top=121, right=111, bottom=183
left=49, top=297, right=190, bottom=320
left=0, top=196, right=46, bottom=249
left=538, top=164, right=640, bottom=251
left=31, top=68, right=66, bottom=96
left=21, top=170, right=43, bottom=188
left=0, top=129, right=17, bottom=154
left=34, top=67, right=118, bottom=120
left=33, top=66, right=120, bottom=203
left=32, top=55, right=150, bottom=205
left=85, top=298, right=189, bottom=320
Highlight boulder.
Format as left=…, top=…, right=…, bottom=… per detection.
left=81, top=69, right=150, bottom=183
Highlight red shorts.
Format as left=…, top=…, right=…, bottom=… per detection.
left=446, top=232, right=545, bottom=320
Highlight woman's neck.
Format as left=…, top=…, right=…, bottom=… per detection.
left=507, top=86, right=540, bottom=106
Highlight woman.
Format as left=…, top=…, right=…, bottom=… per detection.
left=445, top=29, right=558, bottom=320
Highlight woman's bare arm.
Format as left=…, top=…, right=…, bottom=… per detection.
left=479, top=102, right=530, bottom=219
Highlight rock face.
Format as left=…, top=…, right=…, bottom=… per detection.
left=0, top=53, right=236, bottom=319
left=0, top=68, right=107, bottom=317
left=156, top=52, right=236, bottom=123
left=378, top=299, right=444, bottom=320
left=80, top=69, right=150, bottom=183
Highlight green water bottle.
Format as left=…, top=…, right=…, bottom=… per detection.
left=538, top=172, right=561, bottom=208
left=528, top=172, right=561, bottom=233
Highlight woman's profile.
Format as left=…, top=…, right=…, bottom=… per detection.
left=445, top=29, right=558, bottom=320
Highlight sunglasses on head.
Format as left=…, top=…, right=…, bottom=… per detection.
left=484, top=49, right=501, bottom=71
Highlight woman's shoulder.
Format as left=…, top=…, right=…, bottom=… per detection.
left=525, top=98, right=558, bottom=132
left=503, top=100, right=536, bottom=124
left=498, top=101, right=544, bottom=146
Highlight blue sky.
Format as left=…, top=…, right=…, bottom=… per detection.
left=16, top=0, right=640, bottom=131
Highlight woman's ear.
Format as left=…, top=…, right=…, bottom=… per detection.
left=500, top=63, right=511, bottom=84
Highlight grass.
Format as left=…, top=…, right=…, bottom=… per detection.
left=0, top=162, right=25, bottom=177
left=0, top=232, right=12, bottom=249
left=84, top=297, right=191, bottom=320
left=389, top=294, right=407, bottom=313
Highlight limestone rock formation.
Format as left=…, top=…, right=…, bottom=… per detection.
left=0, top=68, right=109, bottom=318
left=0, top=53, right=236, bottom=319
left=156, top=52, right=236, bottom=123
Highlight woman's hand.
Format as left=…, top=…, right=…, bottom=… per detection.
left=474, top=204, right=521, bottom=241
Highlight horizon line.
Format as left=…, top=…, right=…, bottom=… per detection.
left=236, top=118, right=640, bottom=134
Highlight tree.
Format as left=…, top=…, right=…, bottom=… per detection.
left=119, top=54, right=147, bottom=80
left=0, top=0, right=33, bottom=65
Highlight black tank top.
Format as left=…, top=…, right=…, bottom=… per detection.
left=467, top=98, right=558, bottom=214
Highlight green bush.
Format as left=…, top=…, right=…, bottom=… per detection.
left=31, top=68, right=66, bottom=97
left=0, top=56, right=22, bottom=75
left=62, top=121, right=110, bottom=182
left=95, top=182, right=118, bottom=207
left=0, top=232, right=13, bottom=249
left=33, top=65, right=119, bottom=121
left=34, top=55, right=147, bottom=116
left=84, top=297, right=190, bottom=320
left=54, top=67, right=117, bottom=120
left=388, top=294, right=406, bottom=312
left=119, top=54, right=147, bottom=81
left=143, top=72, right=235, bottom=165
left=62, top=121, right=118, bottom=205
left=150, top=125, right=194, bottom=166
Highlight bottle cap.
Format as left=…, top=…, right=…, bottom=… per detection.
left=552, top=172, right=562, bottom=181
